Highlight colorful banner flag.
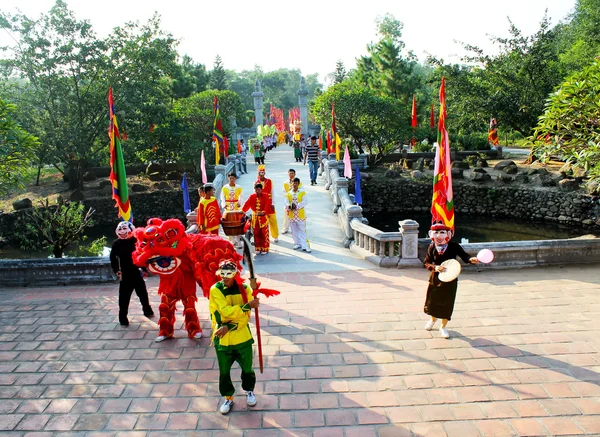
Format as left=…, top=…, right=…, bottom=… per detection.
left=181, top=172, right=191, bottom=214
left=431, top=78, right=454, bottom=230
left=411, top=95, right=418, bottom=128
left=354, top=164, right=363, bottom=205
left=430, top=104, right=435, bottom=128
left=326, top=130, right=332, bottom=155
left=343, top=146, right=352, bottom=178
left=332, top=102, right=342, bottom=160
left=320, top=129, right=327, bottom=151
left=488, top=118, right=499, bottom=146
left=108, top=88, right=132, bottom=222
left=213, top=96, right=224, bottom=165
left=200, top=149, right=208, bottom=184
left=237, top=140, right=242, bottom=154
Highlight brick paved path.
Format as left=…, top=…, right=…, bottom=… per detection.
left=0, top=264, right=599, bottom=436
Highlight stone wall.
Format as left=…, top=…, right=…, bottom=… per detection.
left=0, top=190, right=200, bottom=239
left=356, top=178, right=600, bottom=227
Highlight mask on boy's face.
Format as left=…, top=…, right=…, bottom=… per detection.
left=115, top=221, right=135, bottom=239
left=429, top=229, right=452, bottom=245
left=216, top=260, right=238, bottom=279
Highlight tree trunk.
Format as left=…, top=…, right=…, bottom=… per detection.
left=53, top=245, right=63, bottom=258
left=35, top=165, right=42, bottom=186
left=66, top=160, right=85, bottom=190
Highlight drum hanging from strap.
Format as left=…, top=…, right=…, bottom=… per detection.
left=221, top=210, right=246, bottom=236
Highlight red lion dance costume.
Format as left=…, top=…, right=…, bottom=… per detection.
left=132, top=218, right=242, bottom=343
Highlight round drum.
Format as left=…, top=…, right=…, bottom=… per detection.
left=221, top=210, right=246, bottom=236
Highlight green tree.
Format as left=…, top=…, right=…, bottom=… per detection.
left=210, top=55, right=228, bottom=90
left=353, top=13, right=423, bottom=106
left=333, top=60, right=347, bottom=84
left=15, top=198, right=95, bottom=258
left=432, top=15, right=564, bottom=137
left=312, top=82, right=407, bottom=163
left=558, top=0, right=600, bottom=73
left=531, top=59, right=600, bottom=181
left=0, top=98, right=39, bottom=195
left=145, top=90, right=244, bottom=168
left=0, top=1, right=179, bottom=189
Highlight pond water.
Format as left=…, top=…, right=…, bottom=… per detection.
left=0, top=225, right=115, bottom=260
left=364, top=212, right=599, bottom=243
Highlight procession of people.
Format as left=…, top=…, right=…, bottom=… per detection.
left=109, top=125, right=485, bottom=417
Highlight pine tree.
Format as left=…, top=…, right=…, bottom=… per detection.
left=333, top=60, right=347, bottom=84
left=210, top=55, right=228, bottom=90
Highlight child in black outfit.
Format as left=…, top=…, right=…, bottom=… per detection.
left=110, top=221, right=154, bottom=326
left=423, top=223, right=478, bottom=339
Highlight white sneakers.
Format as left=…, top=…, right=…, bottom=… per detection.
left=303, top=248, right=312, bottom=253
left=424, top=319, right=436, bottom=331
left=194, top=331, right=202, bottom=339
left=246, top=391, right=257, bottom=407
left=293, top=244, right=301, bottom=250
left=220, top=392, right=256, bottom=415
left=154, top=335, right=172, bottom=343
left=273, top=238, right=279, bottom=243
left=220, top=399, right=233, bottom=414
left=425, top=319, right=450, bottom=338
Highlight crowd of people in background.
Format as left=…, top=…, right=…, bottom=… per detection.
left=194, top=155, right=313, bottom=257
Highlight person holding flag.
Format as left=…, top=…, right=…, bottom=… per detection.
left=423, top=78, right=478, bottom=339
left=209, top=260, right=260, bottom=415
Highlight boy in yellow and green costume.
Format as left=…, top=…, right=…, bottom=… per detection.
left=209, top=260, right=260, bottom=415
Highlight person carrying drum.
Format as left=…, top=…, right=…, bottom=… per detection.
left=423, top=223, right=478, bottom=338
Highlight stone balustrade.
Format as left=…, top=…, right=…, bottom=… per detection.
left=323, top=156, right=421, bottom=267
left=0, top=257, right=114, bottom=287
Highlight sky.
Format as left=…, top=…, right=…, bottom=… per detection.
left=1, top=0, right=577, bottom=86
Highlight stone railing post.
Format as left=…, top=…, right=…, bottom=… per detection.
left=325, top=158, right=338, bottom=190
left=398, top=219, right=422, bottom=267
left=319, top=150, right=327, bottom=176
left=359, top=153, right=368, bottom=169
left=213, top=164, right=227, bottom=197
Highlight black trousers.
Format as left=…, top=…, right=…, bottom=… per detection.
left=119, top=272, right=152, bottom=322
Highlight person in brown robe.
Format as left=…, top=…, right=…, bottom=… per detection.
left=423, top=223, right=478, bottom=338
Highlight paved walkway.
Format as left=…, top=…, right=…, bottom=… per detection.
left=0, top=145, right=599, bottom=436
left=236, top=146, right=372, bottom=274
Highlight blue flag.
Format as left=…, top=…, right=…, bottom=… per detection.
left=181, top=172, right=191, bottom=213
left=354, top=164, right=363, bottom=205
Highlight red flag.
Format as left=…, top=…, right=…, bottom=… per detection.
left=149, top=124, right=156, bottom=133
left=411, top=95, right=417, bottom=128
left=431, top=78, right=454, bottom=230
left=430, top=104, right=435, bottom=128
left=326, top=130, right=332, bottom=154
left=223, top=136, right=229, bottom=158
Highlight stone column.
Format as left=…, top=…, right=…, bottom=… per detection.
left=298, top=77, right=309, bottom=137
left=252, top=80, right=264, bottom=128
left=398, top=219, right=422, bottom=267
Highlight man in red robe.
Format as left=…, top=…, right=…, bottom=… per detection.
left=255, top=165, right=279, bottom=242
left=242, top=183, right=272, bottom=255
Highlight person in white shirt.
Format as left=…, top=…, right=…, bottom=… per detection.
left=281, top=169, right=303, bottom=234
left=285, top=178, right=310, bottom=252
